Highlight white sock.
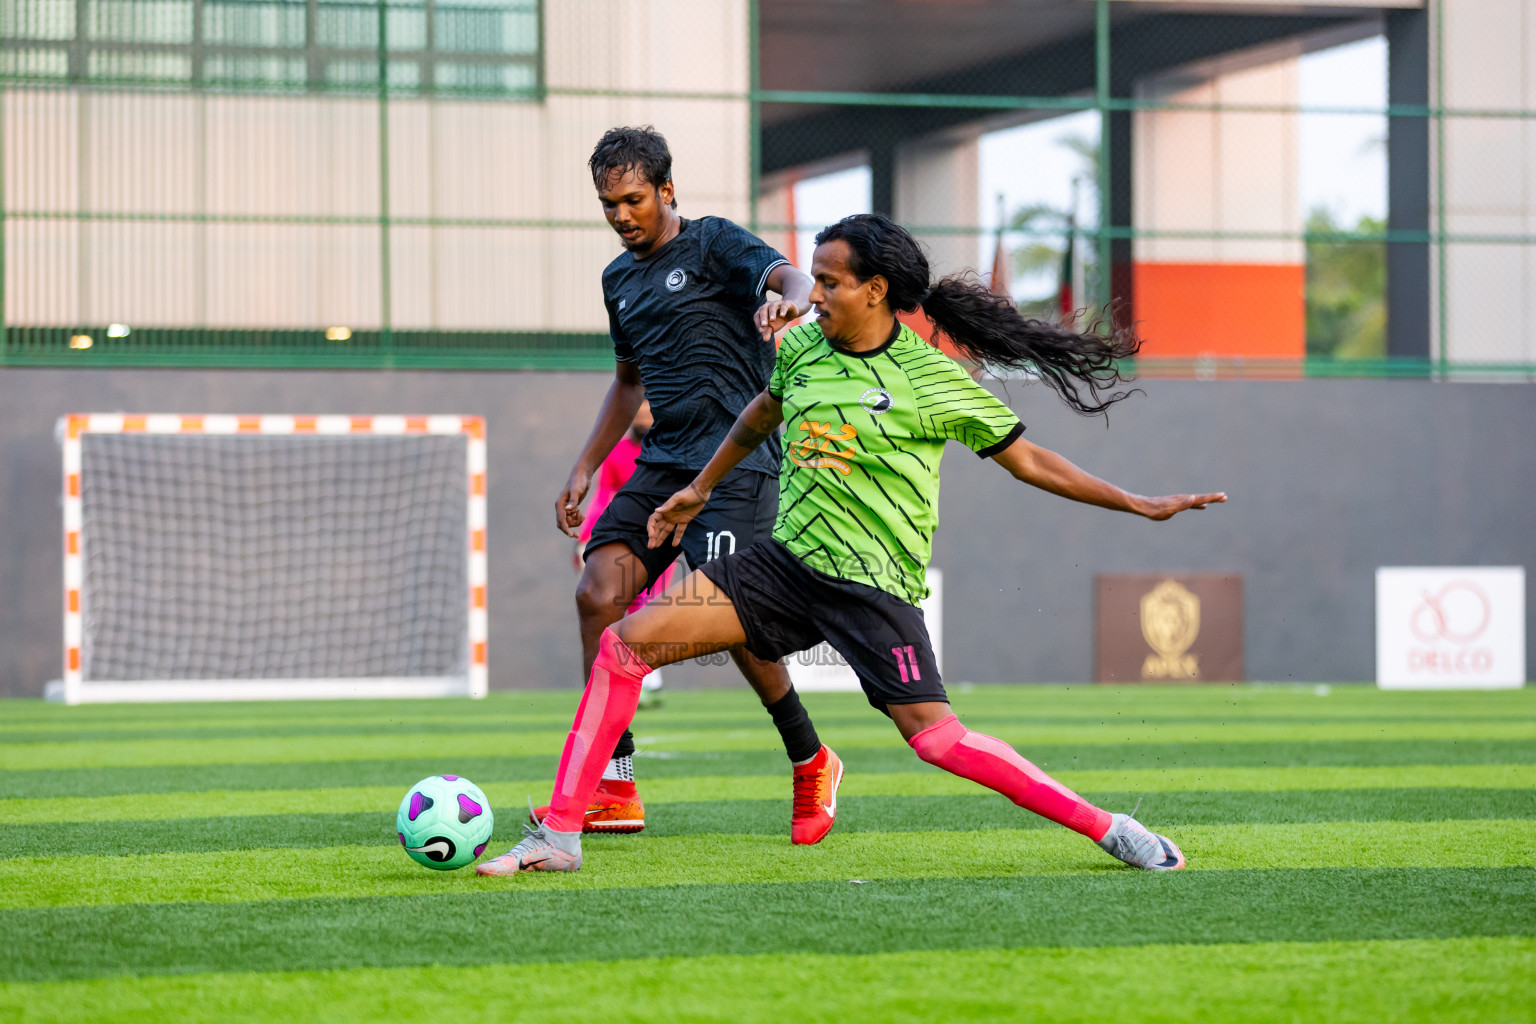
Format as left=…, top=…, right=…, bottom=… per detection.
left=542, top=826, right=582, bottom=855
left=602, top=754, right=634, bottom=782
left=641, top=669, right=664, bottom=691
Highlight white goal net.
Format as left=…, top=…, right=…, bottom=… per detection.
left=60, top=414, right=487, bottom=704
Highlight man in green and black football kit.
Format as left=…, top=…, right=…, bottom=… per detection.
left=702, top=317, right=1023, bottom=712
left=480, top=213, right=1223, bottom=877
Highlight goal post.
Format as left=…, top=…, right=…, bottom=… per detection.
left=60, top=413, right=488, bottom=704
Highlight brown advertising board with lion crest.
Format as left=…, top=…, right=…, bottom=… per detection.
left=1095, top=574, right=1244, bottom=683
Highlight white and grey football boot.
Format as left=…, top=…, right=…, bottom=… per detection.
left=475, top=822, right=582, bottom=875
left=1096, top=813, right=1186, bottom=870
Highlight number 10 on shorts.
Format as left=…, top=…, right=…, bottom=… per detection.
left=891, top=645, right=921, bottom=682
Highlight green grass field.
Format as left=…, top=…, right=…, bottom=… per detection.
left=1, top=684, right=1533, bottom=1022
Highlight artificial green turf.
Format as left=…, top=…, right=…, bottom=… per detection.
left=7, top=789, right=1532, bottom=859
left=5, top=820, right=1532, bottom=910
left=3, top=763, right=1532, bottom=825
left=11, top=718, right=1535, bottom=772
left=4, top=869, right=1532, bottom=983
left=3, top=683, right=1526, bottom=724
left=7, top=704, right=1526, bottom=745
left=2, top=939, right=1530, bottom=1024
left=9, top=738, right=1536, bottom=800
left=3, top=685, right=1532, bottom=1021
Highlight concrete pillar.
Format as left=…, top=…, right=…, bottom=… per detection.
left=1132, top=55, right=1305, bottom=360
left=893, top=131, right=980, bottom=278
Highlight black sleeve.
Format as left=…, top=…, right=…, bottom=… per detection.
left=605, top=292, right=636, bottom=363
left=705, top=219, right=791, bottom=304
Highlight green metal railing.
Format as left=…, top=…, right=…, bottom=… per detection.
left=2, top=0, right=1534, bottom=377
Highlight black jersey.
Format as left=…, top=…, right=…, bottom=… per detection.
left=602, top=216, right=789, bottom=476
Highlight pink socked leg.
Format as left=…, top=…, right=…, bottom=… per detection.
left=544, top=628, right=651, bottom=833
left=908, top=714, right=1112, bottom=840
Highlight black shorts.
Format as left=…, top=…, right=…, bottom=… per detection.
left=700, top=538, right=947, bottom=714
left=585, top=463, right=777, bottom=590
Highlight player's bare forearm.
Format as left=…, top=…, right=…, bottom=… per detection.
left=991, top=437, right=1226, bottom=520
left=767, top=263, right=813, bottom=313
left=555, top=362, right=645, bottom=537
left=692, top=390, right=785, bottom=497
left=647, top=391, right=784, bottom=549
left=756, top=265, right=815, bottom=340
left=572, top=363, right=645, bottom=477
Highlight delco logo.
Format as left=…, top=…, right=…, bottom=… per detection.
left=1376, top=567, right=1525, bottom=689
left=1406, top=580, right=1493, bottom=674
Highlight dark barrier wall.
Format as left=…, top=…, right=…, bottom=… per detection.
left=0, top=369, right=1532, bottom=697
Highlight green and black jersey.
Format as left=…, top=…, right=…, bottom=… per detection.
left=767, top=320, right=1024, bottom=606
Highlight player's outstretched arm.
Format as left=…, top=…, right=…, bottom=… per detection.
left=648, top=389, right=785, bottom=548
left=754, top=264, right=815, bottom=341
left=556, top=361, right=645, bottom=538
left=991, top=436, right=1226, bottom=521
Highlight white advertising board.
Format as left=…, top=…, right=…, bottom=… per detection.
left=1376, top=567, right=1526, bottom=689
left=788, top=569, right=943, bottom=693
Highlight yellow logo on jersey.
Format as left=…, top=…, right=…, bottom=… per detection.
left=790, top=421, right=858, bottom=475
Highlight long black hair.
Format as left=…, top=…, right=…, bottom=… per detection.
left=814, top=214, right=1142, bottom=416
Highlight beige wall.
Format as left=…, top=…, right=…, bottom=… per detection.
left=1437, top=0, right=1536, bottom=365
left=894, top=131, right=981, bottom=279
left=1131, top=48, right=1306, bottom=359
left=1, top=0, right=751, bottom=334
left=1134, top=56, right=1303, bottom=267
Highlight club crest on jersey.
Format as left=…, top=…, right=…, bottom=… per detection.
left=860, top=387, right=894, bottom=415
left=665, top=268, right=687, bottom=292
left=790, top=421, right=857, bottom=475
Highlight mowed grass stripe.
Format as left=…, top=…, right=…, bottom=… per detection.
left=3, top=868, right=1531, bottom=983
left=9, top=739, right=1536, bottom=799
left=3, top=683, right=1529, bottom=726
left=7, top=764, right=1532, bottom=825
left=10, top=720, right=1536, bottom=771
left=7, top=789, right=1534, bottom=859
left=11, top=708, right=1532, bottom=745
left=2, top=938, right=1530, bottom=1024
left=2, top=819, right=1531, bottom=910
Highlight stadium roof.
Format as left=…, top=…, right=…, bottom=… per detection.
left=759, top=0, right=1400, bottom=172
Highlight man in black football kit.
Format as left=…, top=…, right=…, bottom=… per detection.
left=539, top=126, right=840, bottom=845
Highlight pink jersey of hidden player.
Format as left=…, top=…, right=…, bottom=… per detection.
left=578, top=435, right=676, bottom=611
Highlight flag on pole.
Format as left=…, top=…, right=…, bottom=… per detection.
left=1057, top=219, right=1076, bottom=323
left=990, top=198, right=1010, bottom=298
left=990, top=231, right=1010, bottom=298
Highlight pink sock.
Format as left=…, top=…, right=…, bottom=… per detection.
left=544, top=628, right=651, bottom=833
left=908, top=714, right=1112, bottom=840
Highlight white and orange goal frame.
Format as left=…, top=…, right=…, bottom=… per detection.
left=61, top=414, right=487, bottom=704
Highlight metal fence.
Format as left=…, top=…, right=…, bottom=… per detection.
left=1, top=1, right=1532, bottom=376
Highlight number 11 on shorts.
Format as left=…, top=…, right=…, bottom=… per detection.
left=891, top=645, right=921, bottom=682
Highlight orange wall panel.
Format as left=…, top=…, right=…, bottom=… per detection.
left=1133, top=263, right=1305, bottom=359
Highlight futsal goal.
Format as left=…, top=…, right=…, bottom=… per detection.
left=59, top=414, right=487, bottom=704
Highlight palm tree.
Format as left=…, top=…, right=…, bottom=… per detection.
left=1000, top=130, right=1099, bottom=317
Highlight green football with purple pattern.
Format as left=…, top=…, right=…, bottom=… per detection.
left=395, top=775, right=494, bottom=871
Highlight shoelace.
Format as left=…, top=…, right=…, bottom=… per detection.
left=791, top=767, right=822, bottom=819
left=1103, top=826, right=1154, bottom=866
left=510, top=821, right=552, bottom=857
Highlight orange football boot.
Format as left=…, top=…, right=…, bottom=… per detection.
left=529, top=778, right=645, bottom=834
left=791, top=745, right=843, bottom=845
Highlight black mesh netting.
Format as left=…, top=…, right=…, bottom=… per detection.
left=80, top=433, right=469, bottom=681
